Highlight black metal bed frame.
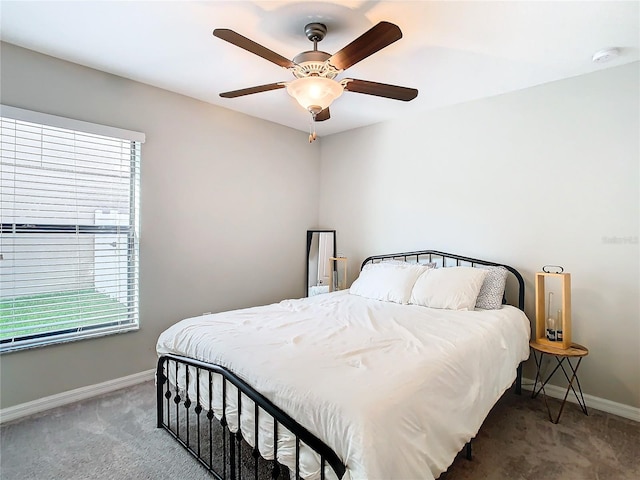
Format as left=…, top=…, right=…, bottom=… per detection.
left=157, top=250, right=526, bottom=479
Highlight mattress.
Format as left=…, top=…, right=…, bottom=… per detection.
left=157, top=290, right=530, bottom=480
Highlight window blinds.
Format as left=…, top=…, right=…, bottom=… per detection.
left=0, top=106, right=143, bottom=352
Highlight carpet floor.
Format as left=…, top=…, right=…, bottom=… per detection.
left=1, top=381, right=638, bottom=479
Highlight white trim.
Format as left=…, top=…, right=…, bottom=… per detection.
left=522, top=377, right=640, bottom=422
left=0, top=369, right=155, bottom=425
left=0, top=104, right=146, bottom=143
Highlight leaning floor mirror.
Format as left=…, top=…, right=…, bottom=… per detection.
left=306, top=230, right=336, bottom=297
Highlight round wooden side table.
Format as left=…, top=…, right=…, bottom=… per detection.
left=530, top=341, right=589, bottom=424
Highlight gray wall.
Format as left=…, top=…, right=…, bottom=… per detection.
left=0, top=43, right=321, bottom=408
left=319, top=62, right=640, bottom=408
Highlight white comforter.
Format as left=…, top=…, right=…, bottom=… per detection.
left=157, top=290, right=530, bottom=480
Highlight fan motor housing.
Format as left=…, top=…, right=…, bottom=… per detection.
left=292, top=51, right=339, bottom=79
left=293, top=50, right=330, bottom=64
left=291, top=23, right=340, bottom=79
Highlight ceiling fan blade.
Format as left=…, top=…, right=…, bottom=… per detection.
left=213, top=29, right=296, bottom=69
left=328, top=22, right=402, bottom=71
left=343, top=79, right=418, bottom=101
left=314, top=108, right=330, bottom=122
left=220, top=83, right=285, bottom=98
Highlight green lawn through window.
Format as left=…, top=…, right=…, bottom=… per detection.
left=0, top=289, right=130, bottom=341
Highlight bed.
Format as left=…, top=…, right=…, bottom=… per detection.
left=156, top=250, right=530, bottom=480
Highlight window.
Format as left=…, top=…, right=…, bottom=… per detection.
left=0, top=105, right=144, bottom=352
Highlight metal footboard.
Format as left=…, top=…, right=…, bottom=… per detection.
left=156, top=354, right=346, bottom=480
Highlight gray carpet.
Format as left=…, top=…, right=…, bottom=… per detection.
left=1, top=381, right=638, bottom=479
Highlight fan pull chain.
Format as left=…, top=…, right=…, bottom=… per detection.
left=308, top=112, right=317, bottom=143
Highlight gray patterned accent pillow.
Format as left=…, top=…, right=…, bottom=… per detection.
left=475, top=266, right=508, bottom=309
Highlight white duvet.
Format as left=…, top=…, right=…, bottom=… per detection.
left=157, top=290, right=530, bottom=480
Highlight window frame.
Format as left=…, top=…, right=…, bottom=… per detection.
left=0, top=105, right=145, bottom=353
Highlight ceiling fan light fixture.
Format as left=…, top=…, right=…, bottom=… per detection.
left=214, top=21, right=417, bottom=139
left=286, top=77, right=344, bottom=112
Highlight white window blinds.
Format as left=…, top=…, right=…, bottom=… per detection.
left=0, top=105, right=144, bottom=352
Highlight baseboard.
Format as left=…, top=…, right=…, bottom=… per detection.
left=0, top=369, right=155, bottom=425
left=522, top=377, right=640, bottom=422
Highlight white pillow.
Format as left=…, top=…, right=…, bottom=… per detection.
left=349, top=262, right=432, bottom=304
left=410, top=266, right=488, bottom=310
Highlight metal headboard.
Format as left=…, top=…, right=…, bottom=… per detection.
left=361, top=250, right=525, bottom=311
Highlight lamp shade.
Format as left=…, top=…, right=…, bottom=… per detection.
left=286, top=77, right=344, bottom=111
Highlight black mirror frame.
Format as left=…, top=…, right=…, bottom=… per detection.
left=306, top=229, right=336, bottom=297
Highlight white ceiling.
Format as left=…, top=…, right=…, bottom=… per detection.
left=1, top=1, right=638, bottom=137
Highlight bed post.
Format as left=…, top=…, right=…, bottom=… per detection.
left=156, top=357, right=165, bottom=428
left=515, top=362, right=523, bottom=395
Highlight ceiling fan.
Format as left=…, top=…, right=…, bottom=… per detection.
left=213, top=21, right=418, bottom=141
